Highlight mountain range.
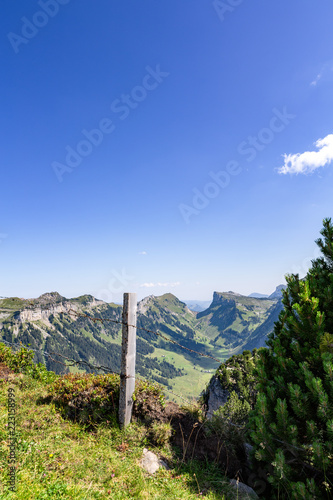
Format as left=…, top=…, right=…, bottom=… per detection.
left=0, top=285, right=285, bottom=400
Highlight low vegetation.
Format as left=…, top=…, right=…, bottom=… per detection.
left=0, top=344, right=246, bottom=499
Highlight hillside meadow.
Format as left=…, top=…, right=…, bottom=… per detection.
left=0, top=345, right=252, bottom=500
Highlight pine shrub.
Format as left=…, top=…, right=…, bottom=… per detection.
left=248, top=218, right=333, bottom=499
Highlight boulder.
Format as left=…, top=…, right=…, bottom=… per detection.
left=139, top=448, right=169, bottom=474
left=229, top=479, right=259, bottom=499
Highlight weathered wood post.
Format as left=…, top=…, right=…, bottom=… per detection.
left=119, top=292, right=137, bottom=428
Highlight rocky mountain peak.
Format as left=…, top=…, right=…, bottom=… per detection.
left=35, top=292, right=65, bottom=305
left=137, top=295, right=155, bottom=314
left=268, top=284, right=286, bottom=300
left=212, top=292, right=237, bottom=306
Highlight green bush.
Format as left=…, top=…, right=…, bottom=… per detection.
left=0, top=343, right=57, bottom=383
left=248, top=218, right=333, bottom=499
left=149, top=421, right=173, bottom=447
left=0, top=343, right=34, bottom=371
left=205, top=391, right=250, bottom=453
left=215, top=348, right=261, bottom=410
left=48, top=372, right=120, bottom=426
left=48, top=374, right=167, bottom=428
left=132, top=378, right=166, bottom=408
left=132, top=379, right=166, bottom=424
left=180, top=399, right=206, bottom=423
left=218, top=390, right=251, bottom=424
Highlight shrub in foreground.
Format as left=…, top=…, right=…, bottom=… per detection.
left=0, top=343, right=57, bottom=383
left=48, top=372, right=120, bottom=425
left=248, top=218, right=333, bottom=499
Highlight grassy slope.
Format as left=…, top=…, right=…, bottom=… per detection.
left=0, top=373, right=236, bottom=500
left=147, top=347, right=216, bottom=402
left=0, top=298, right=28, bottom=311
left=147, top=344, right=231, bottom=403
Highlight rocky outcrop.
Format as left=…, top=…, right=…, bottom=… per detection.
left=137, top=295, right=155, bottom=315
left=16, top=301, right=74, bottom=323
left=212, top=292, right=236, bottom=307
left=206, top=375, right=230, bottom=419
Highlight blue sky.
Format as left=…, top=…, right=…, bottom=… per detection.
left=1, top=0, right=333, bottom=303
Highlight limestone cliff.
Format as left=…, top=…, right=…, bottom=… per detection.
left=16, top=301, right=74, bottom=323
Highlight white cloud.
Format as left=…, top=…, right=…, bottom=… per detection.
left=311, top=72, right=322, bottom=87
left=139, top=251, right=147, bottom=255
left=278, top=134, right=333, bottom=175
left=140, top=282, right=180, bottom=288
left=310, top=60, right=333, bottom=87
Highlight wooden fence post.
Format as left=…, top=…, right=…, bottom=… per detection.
left=119, top=292, right=137, bottom=428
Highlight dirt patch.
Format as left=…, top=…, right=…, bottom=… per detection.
left=133, top=395, right=248, bottom=483
left=168, top=407, right=247, bottom=481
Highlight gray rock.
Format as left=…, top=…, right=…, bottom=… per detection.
left=230, top=479, right=259, bottom=499
left=206, top=375, right=230, bottom=419
left=140, top=448, right=169, bottom=474
left=212, top=292, right=237, bottom=306
left=244, top=442, right=254, bottom=465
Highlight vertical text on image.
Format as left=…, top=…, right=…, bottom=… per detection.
left=7, top=386, right=16, bottom=492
